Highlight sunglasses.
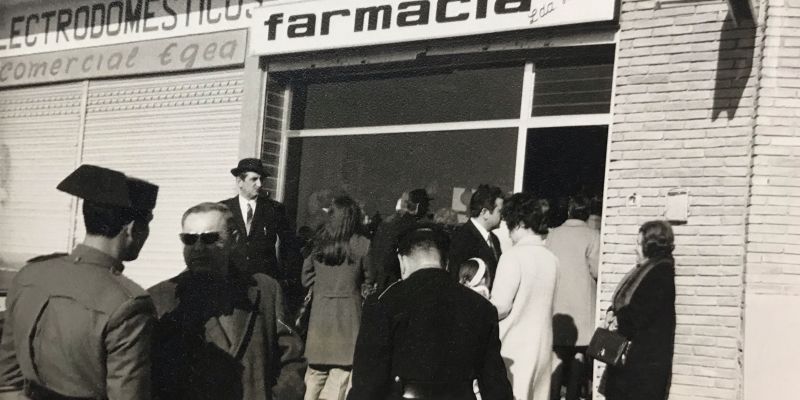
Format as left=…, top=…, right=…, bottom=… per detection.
left=179, top=232, right=222, bottom=246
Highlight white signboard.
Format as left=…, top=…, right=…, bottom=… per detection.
left=249, top=0, right=616, bottom=56
left=0, top=0, right=265, bottom=58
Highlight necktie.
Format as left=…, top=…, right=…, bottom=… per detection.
left=487, top=236, right=498, bottom=261
left=246, top=203, right=253, bottom=235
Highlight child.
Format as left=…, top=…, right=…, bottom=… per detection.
left=458, top=257, right=491, bottom=300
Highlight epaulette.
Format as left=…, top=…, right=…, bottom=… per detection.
left=26, top=252, right=68, bottom=263
left=378, top=280, right=401, bottom=300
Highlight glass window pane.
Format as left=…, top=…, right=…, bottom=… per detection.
left=532, top=64, right=613, bottom=116
left=293, top=66, right=524, bottom=129
left=283, top=129, right=518, bottom=229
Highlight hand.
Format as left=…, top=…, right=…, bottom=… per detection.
left=361, top=283, right=377, bottom=299
left=605, top=310, right=618, bottom=331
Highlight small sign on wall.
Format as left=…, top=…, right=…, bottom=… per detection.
left=665, top=188, right=689, bottom=223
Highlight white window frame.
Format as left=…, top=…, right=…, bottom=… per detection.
left=283, top=60, right=611, bottom=192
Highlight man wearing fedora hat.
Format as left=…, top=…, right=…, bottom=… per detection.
left=221, top=158, right=296, bottom=281
left=0, top=164, right=158, bottom=400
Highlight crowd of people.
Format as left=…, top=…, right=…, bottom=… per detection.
left=0, top=158, right=676, bottom=400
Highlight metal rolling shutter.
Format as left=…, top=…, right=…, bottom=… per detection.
left=79, top=69, right=244, bottom=288
left=0, top=83, right=83, bottom=269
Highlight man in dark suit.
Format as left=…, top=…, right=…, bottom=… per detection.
left=348, top=225, right=512, bottom=400
left=220, top=158, right=296, bottom=281
left=448, top=184, right=504, bottom=286
left=368, top=188, right=432, bottom=292
left=148, top=202, right=305, bottom=400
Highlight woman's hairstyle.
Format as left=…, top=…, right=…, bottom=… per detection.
left=501, top=193, right=549, bottom=235
left=639, top=220, right=675, bottom=259
left=458, top=258, right=492, bottom=288
left=314, top=195, right=363, bottom=265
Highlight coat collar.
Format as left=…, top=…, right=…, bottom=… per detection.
left=70, top=244, right=125, bottom=273
left=562, top=219, right=589, bottom=227
left=514, top=234, right=545, bottom=247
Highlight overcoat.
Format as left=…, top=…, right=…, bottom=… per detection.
left=546, top=219, right=601, bottom=346
left=348, top=268, right=512, bottom=400
left=0, top=245, right=155, bottom=400
left=221, top=195, right=296, bottom=279
left=148, top=271, right=306, bottom=400
left=601, top=257, right=675, bottom=400
left=367, top=213, right=418, bottom=291
left=301, top=235, right=372, bottom=366
left=448, top=220, right=502, bottom=286
left=491, top=235, right=558, bottom=400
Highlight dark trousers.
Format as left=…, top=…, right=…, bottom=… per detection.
left=551, top=346, right=591, bottom=400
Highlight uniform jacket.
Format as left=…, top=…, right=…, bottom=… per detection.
left=148, top=271, right=306, bottom=400
left=0, top=245, right=156, bottom=400
left=448, top=220, right=502, bottom=286
left=220, top=195, right=296, bottom=280
left=348, top=268, right=512, bottom=400
left=491, top=235, right=558, bottom=400
left=601, top=257, right=675, bottom=400
left=546, top=219, right=601, bottom=346
left=301, top=235, right=372, bottom=365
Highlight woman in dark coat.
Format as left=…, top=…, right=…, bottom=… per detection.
left=601, top=220, right=676, bottom=400
left=301, top=195, right=373, bottom=400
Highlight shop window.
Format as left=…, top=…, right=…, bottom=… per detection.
left=532, top=64, right=613, bottom=116
left=283, top=128, right=517, bottom=230
left=291, top=65, right=523, bottom=129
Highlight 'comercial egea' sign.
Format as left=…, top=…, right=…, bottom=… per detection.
left=249, top=0, right=616, bottom=56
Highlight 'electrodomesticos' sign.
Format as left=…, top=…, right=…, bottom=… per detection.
left=0, top=0, right=264, bottom=58
left=249, top=0, right=616, bottom=56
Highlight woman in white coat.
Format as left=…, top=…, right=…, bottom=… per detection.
left=491, top=193, right=558, bottom=400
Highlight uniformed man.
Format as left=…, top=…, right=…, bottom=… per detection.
left=0, top=164, right=158, bottom=400
left=348, top=225, right=513, bottom=400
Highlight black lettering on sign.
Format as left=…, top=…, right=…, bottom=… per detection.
left=207, top=0, right=222, bottom=24
left=354, top=5, right=392, bottom=32
left=9, top=16, right=24, bottom=49
left=29, top=61, right=46, bottom=78
left=14, top=63, right=25, bottom=79
left=143, top=0, right=158, bottom=32
left=50, top=58, right=63, bottom=75
left=436, top=0, right=469, bottom=23
left=91, top=3, right=106, bottom=39
left=263, top=13, right=284, bottom=41
left=107, top=52, right=124, bottom=70
left=57, top=9, right=73, bottom=43
left=41, top=11, right=56, bottom=45
left=0, top=63, right=11, bottom=80
left=107, top=1, right=125, bottom=36
left=181, top=44, right=198, bottom=67
left=159, top=43, right=176, bottom=65
left=125, top=0, right=143, bottom=33
left=321, top=10, right=350, bottom=35
left=162, top=0, right=178, bottom=30
left=475, top=0, right=489, bottom=18
left=74, top=6, right=90, bottom=40
left=397, top=1, right=429, bottom=27
left=495, top=0, right=531, bottom=14
left=225, top=0, right=243, bottom=21
left=203, top=42, right=217, bottom=60
left=219, top=39, right=236, bottom=59
left=288, top=14, right=315, bottom=38
left=25, top=15, right=39, bottom=47
left=127, top=46, right=138, bottom=67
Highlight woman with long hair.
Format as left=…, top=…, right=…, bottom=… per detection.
left=600, top=220, right=676, bottom=400
left=301, top=195, right=373, bottom=400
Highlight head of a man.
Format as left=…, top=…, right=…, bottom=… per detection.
left=231, top=158, right=267, bottom=200
left=59, top=165, right=158, bottom=262
left=406, top=188, right=432, bottom=219
left=180, top=202, right=235, bottom=278
left=469, top=184, right=504, bottom=231
left=567, top=195, right=591, bottom=221
left=396, top=225, right=450, bottom=279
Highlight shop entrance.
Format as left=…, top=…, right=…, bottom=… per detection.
left=523, top=126, right=608, bottom=226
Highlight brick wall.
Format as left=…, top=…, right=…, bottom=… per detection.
left=747, top=0, right=800, bottom=296
left=600, top=1, right=761, bottom=399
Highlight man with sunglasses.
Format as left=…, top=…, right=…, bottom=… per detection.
left=148, top=202, right=305, bottom=400
left=0, top=164, right=158, bottom=400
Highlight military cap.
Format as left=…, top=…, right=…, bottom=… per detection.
left=57, top=164, right=158, bottom=212
left=231, top=158, right=269, bottom=177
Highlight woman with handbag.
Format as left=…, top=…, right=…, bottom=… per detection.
left=301, top=195, right=373, bottom=400
left=600, top=220, right=676, bottom=400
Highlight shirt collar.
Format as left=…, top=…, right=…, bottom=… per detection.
left=70, top=244, right=125, bottom=274
left=562, top=219, right=588, bottom=227
left=470, top=218, right=491, bottom=241
left=239, top=195, right=257, bottom=208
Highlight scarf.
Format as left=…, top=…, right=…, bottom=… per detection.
left=611, top=256, right=674, bottom=311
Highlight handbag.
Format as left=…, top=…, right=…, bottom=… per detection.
left=587, top=328, right=631, bottom=367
